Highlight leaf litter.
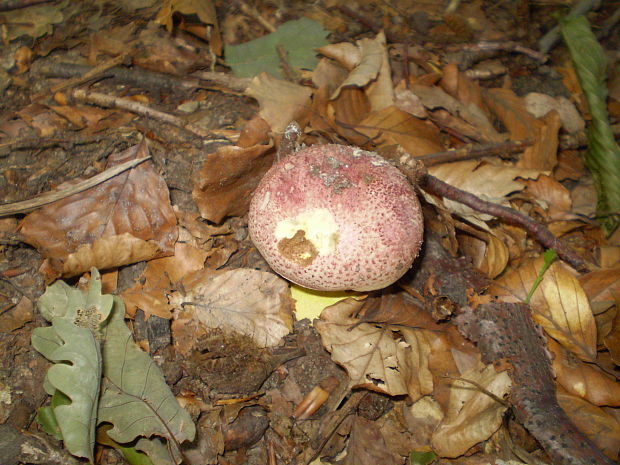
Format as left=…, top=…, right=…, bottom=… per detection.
left=0, top=1, right=619, bottom=465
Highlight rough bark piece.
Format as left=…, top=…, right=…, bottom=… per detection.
left=456, top=302, right=615, bottom=465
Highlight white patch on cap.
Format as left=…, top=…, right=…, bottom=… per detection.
left=275, top=208, right=339, bottom=255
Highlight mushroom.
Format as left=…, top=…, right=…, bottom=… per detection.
left=248, top=144, right=423, bottom=291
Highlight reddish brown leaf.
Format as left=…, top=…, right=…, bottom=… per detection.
left=192, top=143, right=274, bottom=223
left=19, top=140, right=177, bottom=280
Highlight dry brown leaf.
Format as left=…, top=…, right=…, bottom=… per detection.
left=0, top=296, right=32, bottom=332
left=357, top=105, right=444, bottom=156
left=316, top=299, right=433, bottom=400
left=557, top=391, right=620, bottom=460
left=578, top=267, right=620, bottom=315
left=604, top=303, right=620, bottom=364
left=412, top=83, right=502, bottom=143
left=192, top=143, right=274, bottom=224
left=548, top=338, right=620, bottom=406
left=343, top=416, right=402, bottom=465
left=426, top=160, right=544, bottom=228
left=121, top=242, right=207, bottom=319
left=245, top=73, right=312, bottom=133
left=457, top=229, right=509, bottom=279
left=393, top=80, right=427, bottom=119
left=329, top=33, right=391, bottom=107
left=358, top=292, right=441, bottom=330
left=19, top=140, right=177, bottom=281
left=484, top=88, right=559, bottom=170
left=524, top=92, right=585, bottom=134
left=521, top=174, right=573, bottom=221
left=430, top=364, right=511, bottom=458
left=169, top=268, right=293, bottom=348
left=317, top=42, right=361, bottom=72
left=154, top=0, right=221, bottom=54
left=489, top=257, right=597, bottom=361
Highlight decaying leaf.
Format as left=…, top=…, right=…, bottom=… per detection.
left=430, top=364, right=511, bottom=458
left=579, top=267, right=620, bottom=314
left=490, top=257, right=597, bottom=361
left=19, top=140, right=177, bottom=281
left=316, top=298, right=434, bottom=399
left=169, top=268, right=294, bottom=348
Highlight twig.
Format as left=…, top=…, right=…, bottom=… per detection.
left=234, top=0, right=276, bottom=33
left=36, top=61, right=250, bottom=93
left=0, top=156, right=151, bottom=217
left=50, top=54, right=128, bottom=94
left=67, top=88, right=238, bottom=141
left=416, top=139, right=532, bottom=165
left=297, top=391, right=367, bottom=465
left=449, top=41, right=548, bottom=63
left=0, top=0, right=51, bottom=11
left=456, top=303, right=614, bottom=465
left=538, top=0, right=602, bottom=54
left=420, top=173, right=588, bottom=272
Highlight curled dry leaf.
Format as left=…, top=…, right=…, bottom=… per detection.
left=430, top=364, right=511, bottom=458
left=489, top=257, right=597, bottom=361
left=426, top=160, right=544, bottom=229
left=548, top=339, right=620, bottom=407
left=458, top=229, right=509, bottom=279
left=121, top=242, right=208, bottom=319
left=315, top=298, right=434, bottom=400
left=245, top=73, right=312, bottom=133
left=169, top=268, right=293, bottom=348
left=357, top=105, right=444, bottom=157
left=521, top=174, right=575, bottom=221
left=557, top=391, right=620, bottom=460
left=484, top=88, right=560, bottom=170
left=192, top=143, right=274, bottom=223
left=578, top=267, right=620, bottom=315
left=19, top=140, right=177, bottom=281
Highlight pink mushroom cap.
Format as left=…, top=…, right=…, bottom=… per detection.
left=248, top=144, right=424, bottom=291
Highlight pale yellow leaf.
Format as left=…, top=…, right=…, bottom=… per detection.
left=315, top=299, right=433, bottom=399
left=170, top=268, right=293, bottom=348
left=427, top=160, right=544, bottom=228
left=431, top=364, right=511, bottom=458
left=490, top=257, right=597, bottom=361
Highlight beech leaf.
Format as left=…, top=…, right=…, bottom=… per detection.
left=489, top=257, right=597, bottom=361
left=169, top=268, right=293, bottom=348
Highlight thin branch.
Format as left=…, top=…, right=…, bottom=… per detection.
left=0, top=156, right=151, bottom=217
left=419, top=173, right=589, bottom=272
left=68, top=88, right=238, bottom=141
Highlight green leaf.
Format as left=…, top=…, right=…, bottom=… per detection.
left=98, top=424, right=155, bottom=465
left=32, top=318, right=101, bottom=462
left=31, top=269, right=114, bottom=462
left=98, top=296, right=195, bottom=464
left=36, top=390, right=71, bottom=440
left=525, top=249, right=557, bottom=304
left=560, top=15, right=620, bottom=235
left=410, top=450, right=437, bottom=465
left=37, top=269, right=114, bottom=327
left=225, top=17, right=329, bottom=78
